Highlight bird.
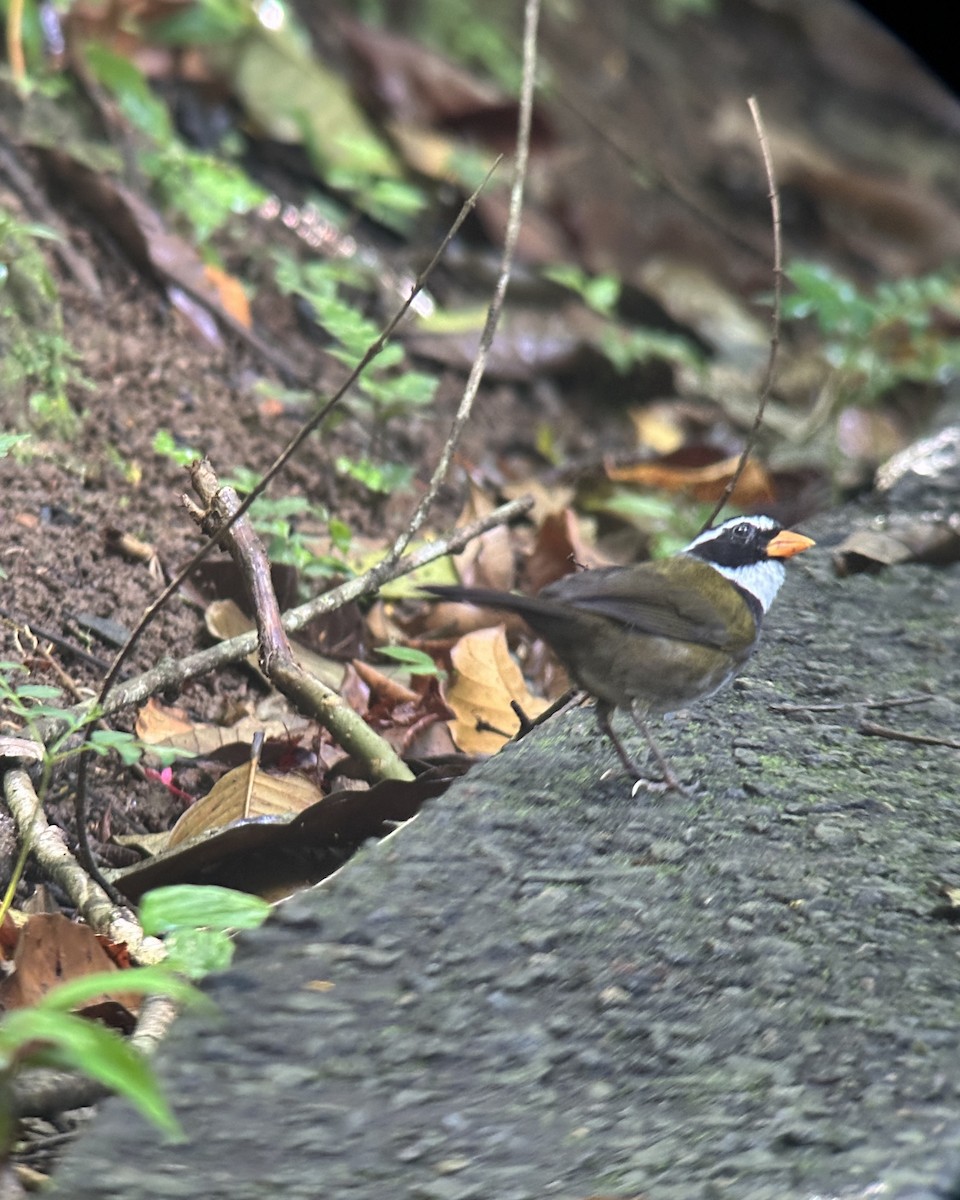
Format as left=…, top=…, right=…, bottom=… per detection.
left=422, top=514, right=814, bottom=789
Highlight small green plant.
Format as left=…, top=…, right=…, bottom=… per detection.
left=0, top=968, right=204, bottom=1149
left=152, top=434, right=355, bottom=583
left=544, top=264, right=622, bottom=316
left=271, top=253, right=435, bottom=522
left=0, top=885, right=271, bottom=1151
left=0, top=210, right=86, bottom=436
left=544, top=263, right=705, bottom=376
left=82, top=44, right=266, bottom=244
left=273, top=252, right=438, bottom=421
left=0, top=661, right=189, bottom=908
left=138, top=884, right=272, bottom=980
left=0, top=433, right=29, bottom=458
left=0, top=663, right=184, bottom=787
left=579, top=491, right=710, bottom=558
left=783, top=260, right=960, bottom=401
left=335, top=455, right=414, bottom=495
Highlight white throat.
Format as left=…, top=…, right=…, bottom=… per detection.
left=709, top=559, right=785, bottom=614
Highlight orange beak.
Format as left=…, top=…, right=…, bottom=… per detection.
left=766, top=529, right=815, bottom=559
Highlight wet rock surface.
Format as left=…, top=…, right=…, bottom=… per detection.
left=51, top=504, right=960, bottom=1199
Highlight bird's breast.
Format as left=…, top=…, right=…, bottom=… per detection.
left=570, top=628, right=753, bottom=714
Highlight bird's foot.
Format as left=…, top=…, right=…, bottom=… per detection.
left=631, top=772, right=693, bottom=799
left=596, top=702, right=693, bottom=796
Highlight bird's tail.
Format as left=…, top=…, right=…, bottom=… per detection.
left=420, top=584, right=558, bottom=623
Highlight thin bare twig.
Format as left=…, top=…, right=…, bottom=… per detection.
left=511, top=687, right=578, bottom=742
left=383, top=0, right=542, bottom=569
left=858, top=721, right=960, bottom=751
left=3, top=768, right=161, bottom=959
left=770, top=695, right=934, bottom=716
left=701, top=95, right=782, bottom=532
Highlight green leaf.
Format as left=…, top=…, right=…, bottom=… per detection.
left=88, top=729, right=143, bottom=765
left=32, top=967, right=204, bottom=1015
left=145, top=146, right=267, bottom=243
left=228, top=25, right=402, bottom=183
left=361, top=371, right=437, bottom=410
left=0, top=1009, right=181, bottom=1137
left=328, top=517, right=352, bottom=552
left=595, top=325, right=703, bottom=375
left=0, top=433, right=29, bottom=457
left=153, top=429, right=199, bottom=467
left=12, top=684, right=63, bottom=701
left=139, top=885, right=272, bottom=935
left=335, top=456, right=414, bottom=494
left=377, top=645, right=444, bottom=677
left=145, top=0, right=254, bottom=46
left=544, top=264, right=621, bottom=316
left=82, top=45, right=173, bottom=145
left=162, top=928, right=236, bottom=980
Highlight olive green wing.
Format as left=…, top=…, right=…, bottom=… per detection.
left=540, top=560, right=752, bottom=649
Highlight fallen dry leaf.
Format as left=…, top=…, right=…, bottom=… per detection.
left=135, top=697, right=194, bottom=743
left=136, top=696, right=311, bottom=767
left=606, top=450, right=776, bottom=507
left=0, top=913, right=139, bottom=1020
left=452, top=478, right=517, bottom=591
left=114, top=773, right=457, bottom=903
left=523, top=508, right=612, bottom=594
left=168, top=763, right=324, bottom=848
left=444, top=626, right=550, bottom=756
left=832, top=519, right=960, bottom=575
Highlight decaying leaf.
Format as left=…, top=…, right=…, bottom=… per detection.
left=113, top=773, right=457, bottom=903
left=523, top=508, right=611, bottom=594
left=135, top=696, right=311, bottom=766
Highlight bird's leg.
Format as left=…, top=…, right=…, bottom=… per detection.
left=594, top=701, right=647, bottom=779
left=629, top=701, right=684, bottom=793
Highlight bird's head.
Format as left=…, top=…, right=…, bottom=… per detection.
left=683, top=515, right=815, bottom=613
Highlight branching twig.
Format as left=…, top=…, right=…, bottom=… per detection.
left=69, top=165, right=505, bottom=885
left=185, top=459, right=414, bottom=782
left=32, top=495, right=531, bottom=746
left=701, top=95, right=782, bottom=532
left=60, top=0, right=542, bottom=880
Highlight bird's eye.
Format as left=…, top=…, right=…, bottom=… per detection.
left=733, top=523, right=752, bottom=541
